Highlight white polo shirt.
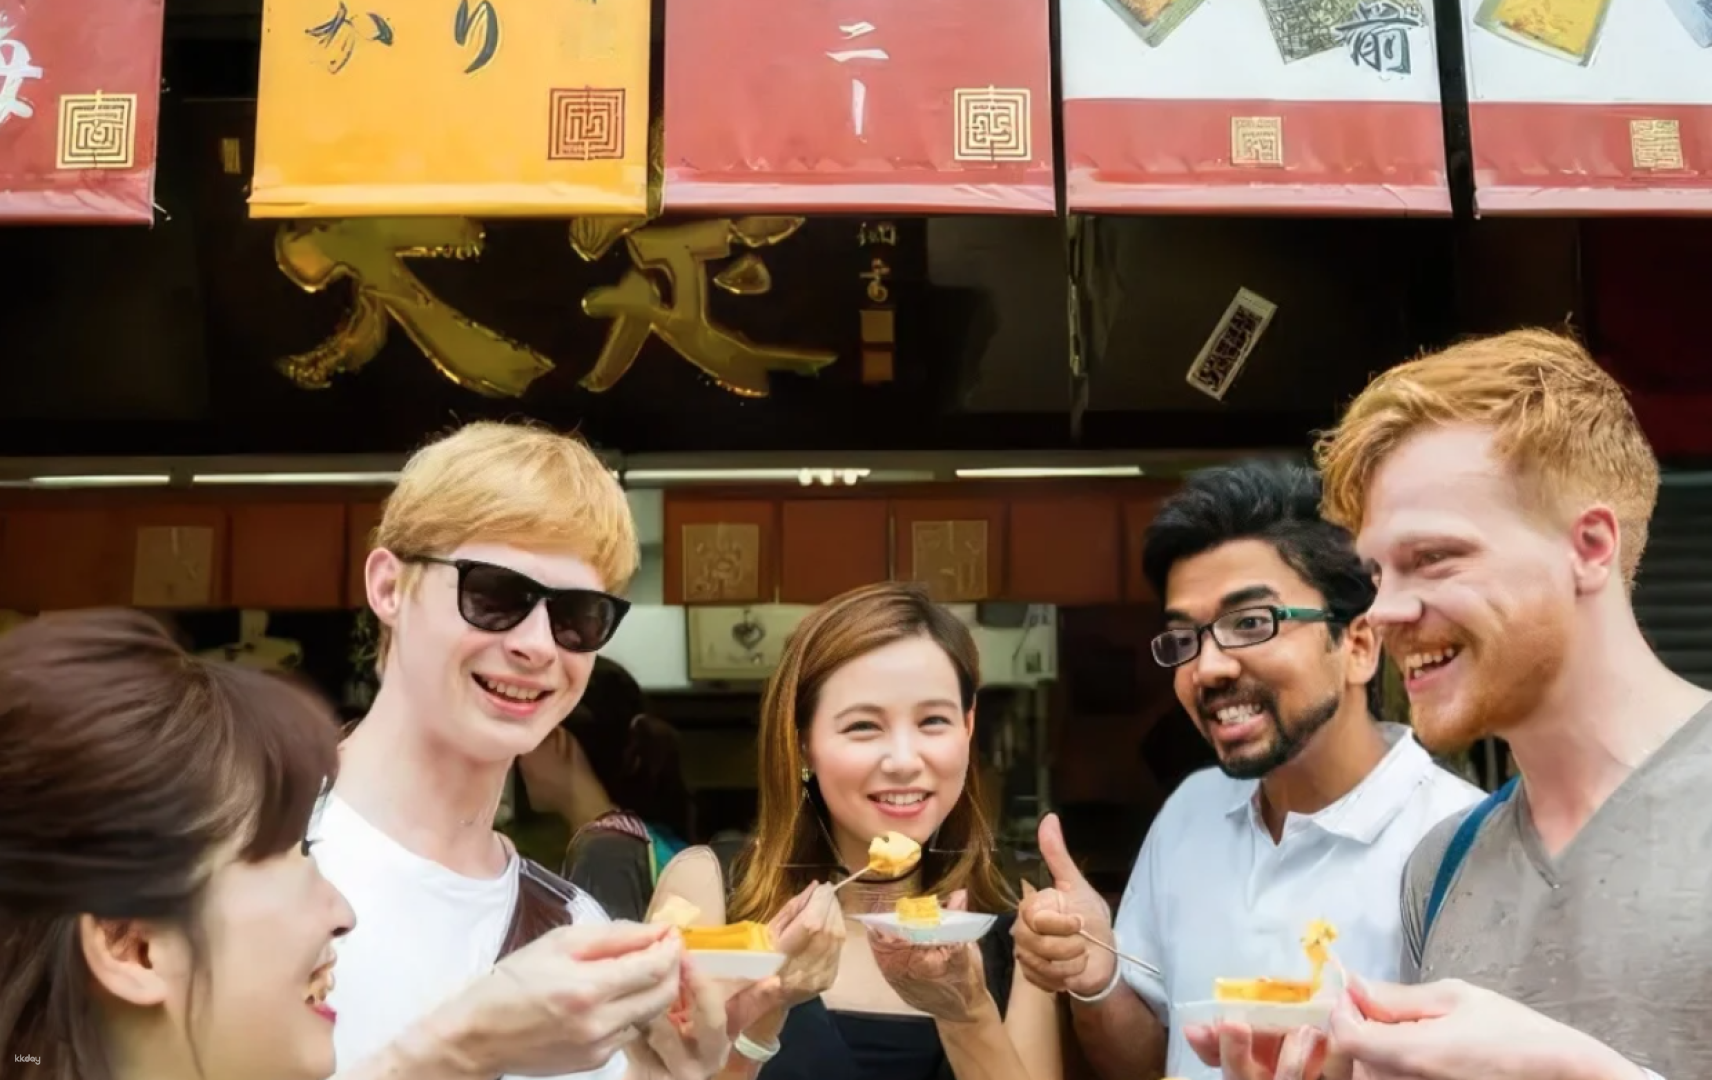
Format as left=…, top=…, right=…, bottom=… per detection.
left=1112, top=723, right=1482, bottom=1080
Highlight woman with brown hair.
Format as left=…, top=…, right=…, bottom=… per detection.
left=665, top=582, right=1062, bottom=1080
left=0, top=609, right=355, bottom=1080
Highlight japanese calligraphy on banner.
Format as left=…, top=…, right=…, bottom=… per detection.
left=1060, top=0, right=1449, bottom=212
left=0, top=0, right=165, bottom=224
left=663, top=0, right=1054, bottom=213
left=1461, top=0, right=1711, bottom=212
left=251, top=0, right=649, bottom=218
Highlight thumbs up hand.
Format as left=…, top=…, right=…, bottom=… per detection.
left=1011, top=813, right=1118, bottom=999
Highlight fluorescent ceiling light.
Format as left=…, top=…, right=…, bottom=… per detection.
left=955, top=466, right=1144, bottom=479
left=624, top=468, right=871, bottom=485
left=191, top=471, right=402, bottom=485
left=24, top=474, right=173, bottom=488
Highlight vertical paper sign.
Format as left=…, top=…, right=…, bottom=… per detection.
left=1060, top=0, right=1450, bottom=212
left=251, top=0, right=650, bottom=217
left=0, top=0, right=166, bottom=224
left=663, top=0, right=1054, bottom=213
left=1461, top=0, right=1711, bottom=211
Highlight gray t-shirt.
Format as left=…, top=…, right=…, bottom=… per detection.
left=1399, top=703, right=1712, bottom=1080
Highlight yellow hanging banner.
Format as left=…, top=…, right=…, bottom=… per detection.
left=250, top=0, right=649, bottom=218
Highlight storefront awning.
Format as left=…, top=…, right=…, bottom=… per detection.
left=1061, top=0, right=1451, bottom=213
left=1461, top=0, right=1711, bottom=213
left=250, top=0, right=650, bottom=217
left=662, top=0, right=1055, bottom=214
left=0, top=0, right=166, bottom=224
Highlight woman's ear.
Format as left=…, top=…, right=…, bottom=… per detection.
left=81, top=915, right=174, bottom=1008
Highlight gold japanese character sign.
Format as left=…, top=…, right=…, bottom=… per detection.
left=273, top=215, right=837, bottom=399
left=577, top=217, right=837, bottom=398
left=273, top=218, right=554, bottom=398
left=856, top=220, right=899, bottom=385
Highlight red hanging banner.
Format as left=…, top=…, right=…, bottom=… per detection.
left=1459, top=0, right=1711, bottom=213
left=663, top=0, right=1055, bottom=214
left=1059, top=0, right=1450, bottom=213
left=0, top=0, right=166, bottom=224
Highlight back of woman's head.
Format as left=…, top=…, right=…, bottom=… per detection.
left=564, top=659, right=693, bottom=840
left=0, top=609, right=340, bottom=1080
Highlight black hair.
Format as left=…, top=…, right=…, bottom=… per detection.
left=1142, top=459, right=1383, bottom=717
left=515, top=657, right=694, bottom=841
left=577, top=655, right=647, bottom=736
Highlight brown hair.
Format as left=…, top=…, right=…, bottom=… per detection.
left=0, top=610, right=341, bottom=1080
left=729, top=583, right=1012, bottom=923
left=1316, top=328, right=1660, bottom=587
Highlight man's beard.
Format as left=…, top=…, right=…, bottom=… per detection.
left=1199, top=686, right=1342, bottom=781
left=1404, top=603, right=1570, bottom=755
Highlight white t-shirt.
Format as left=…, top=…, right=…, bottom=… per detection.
left=313, top=795, right=629, bottom=1080
left=1112, top=724, right=1483, bottom=1080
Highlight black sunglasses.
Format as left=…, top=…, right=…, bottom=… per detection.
left=404, top=556, right=630, bottom=653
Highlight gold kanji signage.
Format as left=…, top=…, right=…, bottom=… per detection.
left=273, top=215, right=836, bottom=399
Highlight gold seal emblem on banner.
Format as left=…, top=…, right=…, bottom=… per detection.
left=56, top=91, right=136, bottom=170
left=1230, top=116, right=1284, bottom=168
left=953, top=87, right=1031, bottom=162
left=1629, top=119, right=1684, bottom=172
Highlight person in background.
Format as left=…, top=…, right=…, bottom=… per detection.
left=1203, top=330, right=1709, bottom=1080
left=666, top=582, right=1063, bottom=1080
left=316, top=420, right=769, bottom=1080
left=1012, top=461, right=1480, bottom=1080
left=515, top=656, right=697, bottom=920
left=0, top=609, right=354, bottom=1080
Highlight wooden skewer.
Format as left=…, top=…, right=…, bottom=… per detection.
left=832, top=865, right=874, bottom=893
left=1078, top=929, right=1164, bottom=981
left=833, top=857, right=923, bottom=894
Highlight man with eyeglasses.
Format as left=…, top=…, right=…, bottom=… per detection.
left=1013, top=460, right=1482, bottom=1080
left=311, top=421, right=788, bottom=1080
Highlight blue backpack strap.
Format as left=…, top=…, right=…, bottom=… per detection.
left=1423, top=776, right=1519, bottom=940
left=644, top=824, right=689, bottom=887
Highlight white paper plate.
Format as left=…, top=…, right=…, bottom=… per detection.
left=1173, top=962, right=1344, bottom=1033
left=851, top=911, right=998, bottom=945
left=684, top=950, right=786, bottom=981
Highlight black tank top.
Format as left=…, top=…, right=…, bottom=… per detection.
left=758, top=912, right=1018, bottom=1080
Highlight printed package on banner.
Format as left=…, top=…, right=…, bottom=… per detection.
left=0, top=0, right=166, bottom=224
left=1461, top=0, right=1711, bottom=211
left=1059, top=0, right=1451, bottom=213
left=663, top=0, right=1054, bottom=213
left=251, top=0, right=650, bottom=217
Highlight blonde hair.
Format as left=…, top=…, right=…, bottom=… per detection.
left=1315, top=328, right=1659, bottom=587
left=370, top=421, right=638, bottom=661
left=729, top=583, right=1013, bottom=923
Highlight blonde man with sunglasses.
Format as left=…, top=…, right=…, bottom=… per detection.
left=315, top=422, right=766, bottom=1080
